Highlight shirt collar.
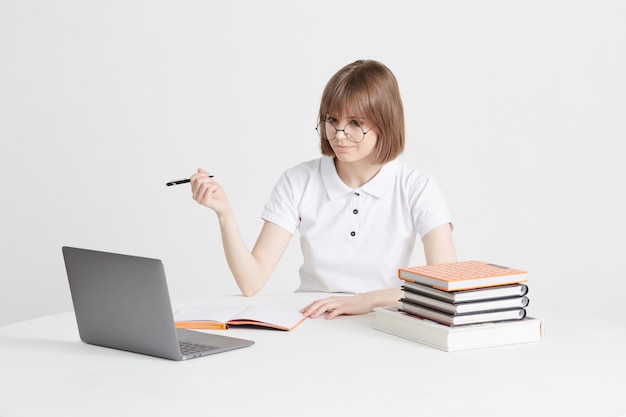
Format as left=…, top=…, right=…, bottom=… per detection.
left=321, top=156, right=399, bottom=200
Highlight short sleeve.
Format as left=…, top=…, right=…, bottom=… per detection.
left=261, top=170, right=301, bottom=235
left=409, top=173, right=453, bottom=239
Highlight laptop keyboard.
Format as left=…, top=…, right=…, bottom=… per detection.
left=179, top=341, right=219, bottom=355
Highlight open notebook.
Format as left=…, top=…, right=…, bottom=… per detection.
left=174, top=304, right=307, bottom=331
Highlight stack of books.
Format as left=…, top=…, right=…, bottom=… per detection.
left=374, top=260, right=544, bottom=352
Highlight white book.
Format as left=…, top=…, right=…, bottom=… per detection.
left=374, top=307, right=543, bottom=352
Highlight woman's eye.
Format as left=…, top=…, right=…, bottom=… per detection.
left=349, top=120, right=361, bottom=126
left=326, top=117, right=337, bottom=124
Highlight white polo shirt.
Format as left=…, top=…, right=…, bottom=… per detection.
left=262, top=156, right=452, bottom=294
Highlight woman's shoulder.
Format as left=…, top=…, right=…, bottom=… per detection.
left=388, top=159, right=447, bottom=198
left=270, top=157, right=327, bottom=199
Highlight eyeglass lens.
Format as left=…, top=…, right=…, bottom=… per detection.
left=317, top=121, right=365, bottom=142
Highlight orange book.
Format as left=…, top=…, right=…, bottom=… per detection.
left=398, top=260, right=527, bottom=292
left=173, top=304, right=307, bottom=331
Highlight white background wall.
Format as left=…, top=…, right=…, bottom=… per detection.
left=1, top=0, right=624, bottom=327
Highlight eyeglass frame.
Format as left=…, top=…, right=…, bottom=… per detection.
left=315, top=120, right=374, bottom=143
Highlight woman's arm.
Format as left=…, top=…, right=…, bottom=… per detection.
left=422, top=222, right=457, bottom=265
left=300, top=287, right=403, bottom=319
left=190, top=169, right=292, bottom=296
left=222, top=218, right=292, bottom=296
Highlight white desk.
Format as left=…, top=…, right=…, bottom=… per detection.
left=1, top=292, right=625, bottom=417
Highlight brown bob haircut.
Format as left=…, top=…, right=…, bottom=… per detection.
left=318, top=60, right=405, bottom=164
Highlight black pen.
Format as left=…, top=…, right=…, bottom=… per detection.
left=166, top=176, right=213, bottom=187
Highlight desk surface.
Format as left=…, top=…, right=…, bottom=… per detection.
left=1, top=292, right=625, bottom=417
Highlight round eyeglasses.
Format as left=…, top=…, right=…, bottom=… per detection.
left=316, top=121, right=373, bottom=143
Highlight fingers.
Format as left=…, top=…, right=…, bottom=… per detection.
left=301, top=297, right=345, bottom=320
left=190, top=168, right=214, bottom=184
left=194, top=182, right=219, bottom=205
left=325, top=307, right=342, bottom=320
left=190, top=168, right=216, bottom=203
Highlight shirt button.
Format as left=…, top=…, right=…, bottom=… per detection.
left=353, top=209, right=358, bottom=214
left=350, top=231, right=356, bottom=237
left=354, top=192, right=360, bottom=196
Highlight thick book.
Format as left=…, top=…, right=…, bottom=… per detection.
left=402, top=281, right=529, bottom=303
left=398, top=260, right=527, bottom=291
left=400, top=299, right=526, bottom=326
left=402, top=287, right=530, bottom=315
left=174, top=304, right=307, bottom=331
left=374, top=307, right=543, bottom=352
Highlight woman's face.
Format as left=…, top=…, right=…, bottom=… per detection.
left=323, top=111, right=378, bottom=165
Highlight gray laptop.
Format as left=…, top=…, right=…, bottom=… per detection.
left=62, top=246, right=254, bottom=360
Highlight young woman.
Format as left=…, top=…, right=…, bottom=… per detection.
left=190, top=60, right=456, bottom=319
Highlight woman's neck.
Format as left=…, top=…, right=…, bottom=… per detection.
left=334, top=158, right=383, bottom=188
